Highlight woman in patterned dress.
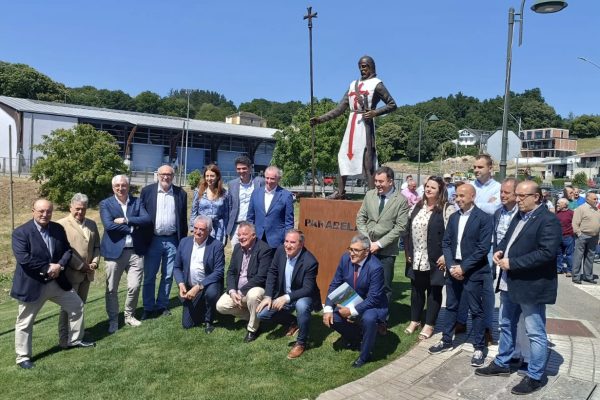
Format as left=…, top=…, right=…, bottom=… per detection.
left=403, top=176, right=454, bottom=340
left=189, top=164, right=229, bottom=243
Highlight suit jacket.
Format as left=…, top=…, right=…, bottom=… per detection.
left=140, top=182, right=188, bottom=245
left=11, top=220, right=72, bottom=302
left=442, top=205, right=493, bottom=282
left=57, top=214, right=100, bottom=282
left=173, top=236, right=225, bottom=289
left=226, top=176, right=265, bottom=237
left=496, top=205, right=562, bottom=304
left=404, top=204, right=451, bottom=287
left=326, top=252, right=387, bottom=315
left=99, top=195, right=152, bottom=259
left=226, top=239, right=273, bottom=295
left=264, top=246, right=321, bottom=310
left=356, top=188, right=410, bottom=257
left=247, top=185, right=294, bottom=248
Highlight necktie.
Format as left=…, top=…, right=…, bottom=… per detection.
left=379, top=195, right=385, bottom=215
left=353, top=264, right=359, bottom=287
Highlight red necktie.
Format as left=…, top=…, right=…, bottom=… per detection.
left=353, top=264, right=359, bottom=287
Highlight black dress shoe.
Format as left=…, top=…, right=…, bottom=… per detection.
left=351, top=358, right=367, bottom=368
left=17, top=360, right=34, bottom=369
left=204, top=322, right=215, bottom=334
left=244, top=330, right=259, bottom=343
left=141, top=311, right=154, bottom=320
left=345, top=340, right=361, bottom=351
left=68, top=340, right=96, bottom=348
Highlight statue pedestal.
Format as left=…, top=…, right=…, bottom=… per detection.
left=299, top=198, right=361, bottom=303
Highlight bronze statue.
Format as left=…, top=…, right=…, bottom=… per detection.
left=310, top=55, right=396, bottom=199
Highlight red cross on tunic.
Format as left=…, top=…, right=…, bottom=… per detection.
left=347, top=83, right=370, bottom=160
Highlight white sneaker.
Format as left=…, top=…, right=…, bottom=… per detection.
left=108, top=320, right=118, bottom=334
left=125, top=316, right=142, bottom=327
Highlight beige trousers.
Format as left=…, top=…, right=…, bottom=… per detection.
left=105, top=249, right=143, bottom=321
left=15, top=280, right=84, bottom=363
left=59, top=273, right=90, bottom=346
left=216, top=286, right=264, bottom=332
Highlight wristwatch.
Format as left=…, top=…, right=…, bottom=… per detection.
left=60, top=265, right=65, bottom=271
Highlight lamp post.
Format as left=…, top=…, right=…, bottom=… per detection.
left=578, top=57, right=600, bottom=71
left=417, top=113, right=439, bottom=185
left=499, top=0, right=568, bottom=180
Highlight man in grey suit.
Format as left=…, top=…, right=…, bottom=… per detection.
left=356, top=166, right=410, bottom=332
left=226, top=155, right=265, bottom=246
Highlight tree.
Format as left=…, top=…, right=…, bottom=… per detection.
left=195, top=102, right=236, bottom=122
left=376, top=122, right=407, bottom=163
left=272, top=100, right=345, bottom=185
left=31, top=124, right=129, bottom=207
left=569, top=114, right=600, bottom=138
left=0, top=61, right=66, bottom=101
left=572, top=172, right=588, bottom=188
left=134, top=91, right=162, bottom=114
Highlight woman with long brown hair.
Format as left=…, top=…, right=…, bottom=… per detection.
left=189, top=164, right=229, bottom=243
left=404, top=176, right=454, bottom=340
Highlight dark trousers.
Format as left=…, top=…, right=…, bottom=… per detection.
left=410, top=270, right=443, bottom=326
left=258, top=297, right=314, bottom=345
left=375, top=254, right=396, bottom=312
left=180, top=282, right=222, bottom=329
left=331, top=307, right=388, bottom=363
left=442, top=277, right=485, bottom=351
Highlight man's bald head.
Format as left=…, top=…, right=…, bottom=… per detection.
left=455, top=183, right=476, bottom=212
left=32, top=199, right=53, bottom=227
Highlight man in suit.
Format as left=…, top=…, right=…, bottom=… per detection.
left=139, top=164, right=188, bottom=319
left=100, top=175, right=152, bottom=334
left=173, top=215, right=225, bottom=333
left=11, top=199, right=95, bottom=369
left=216, top=222, right=272, bottom=342
left=428, top=183, right=493, bottom=369
left=257, top=229, right=321, bottom=359
left=247, top=165, right=294, bottom=249
left=57, top=193, right=100, bottom=348
left=476, top=181, right=562, bottom=395
left=226, top=155, right=265, bottom=246
left=323, top=234, right=388, bottom=368
left=356, top=166, right=409, bottom=332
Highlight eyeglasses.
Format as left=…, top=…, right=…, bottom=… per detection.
left=347, top=247, right=367, bottom=255
left=159, top=173, right=174, bottom=178
left=515, top=193, right=537, bottom=199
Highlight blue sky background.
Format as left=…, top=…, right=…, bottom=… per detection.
left=1, top=1, right=597, bottom=118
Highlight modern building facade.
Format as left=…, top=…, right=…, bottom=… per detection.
left=519, top=127, right=576, bottom=158
left=0, top=96, right=277, bottom=178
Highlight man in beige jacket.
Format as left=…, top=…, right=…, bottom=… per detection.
left=57, top=193, right=100, bottom=347
left=571, top=191, right=600, bottom=284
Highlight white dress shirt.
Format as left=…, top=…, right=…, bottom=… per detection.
left=455, top=205, right=474, bottom=261
left=155, top=185, right=177, bottom=236
left=189, top=239, right=207, bottom=286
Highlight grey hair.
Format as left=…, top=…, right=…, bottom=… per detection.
left=237, top=221, right=256, bottom=235
left=193, top=215, right=213, bottom=233
left=285, top=228, right=305, bottom=243
left=70, top=193, right=89, bottom=206
left=112, top=174, right=130, bottom=186
left=350, top=234, right=370, bottom=250
left=265, top=165, right=282, bottom=179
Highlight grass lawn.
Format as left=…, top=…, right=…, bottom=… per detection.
left=0, top=176, right=418, bottom=399
left=575, top=137, right=600, bottom=154
left=0, top=259, right=416, bottom=400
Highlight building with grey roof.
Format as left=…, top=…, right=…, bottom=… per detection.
left=0, top=96, right=278, bottom=178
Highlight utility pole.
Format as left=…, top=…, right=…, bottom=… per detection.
left=304, top=6, right=317, bottom=197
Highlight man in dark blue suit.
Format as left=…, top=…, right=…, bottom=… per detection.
left=139, top=164, right=188, bottom=319
left=226, top=155, right=265, bottom=246
left=257, top=229, right=321, bottom=360
left=476, top=181, right=562, bottom=395
left=12, top=199, right=94, bottom=369
left=428, top=183, right=493, bottom=368
left=100, top=175, right=152, bottom=334
left=247, top=165, right=294, bottom=248
left=173, top=215, right=225, bottom=333
left=323, top=234, right=388, bottom=368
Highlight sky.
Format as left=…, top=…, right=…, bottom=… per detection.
left=1, top=1, right=598, bottom=119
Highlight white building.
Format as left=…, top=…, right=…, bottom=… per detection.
left=0, top=96, right=278, bottom=179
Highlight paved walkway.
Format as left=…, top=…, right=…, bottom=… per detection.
left=318, top=275, right=600, bottom=400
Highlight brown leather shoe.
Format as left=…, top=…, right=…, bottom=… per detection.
left=287, top=343, right=306, bottom=359
left=454, top=322, right=467, bottom=334
left=285, top=323, right=299, bottom=337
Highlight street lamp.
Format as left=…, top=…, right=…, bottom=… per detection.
left=417, top=113, right=439, bottom=185
left=499, top=0, right=567, bottom=180
left=578, top=57, right=600, bottom=71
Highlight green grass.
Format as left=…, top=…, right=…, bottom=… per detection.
left=575, top=137, right=600, bottom=154
left=0, top=257, right=416, bottom=400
